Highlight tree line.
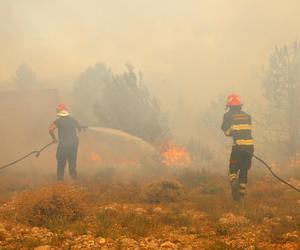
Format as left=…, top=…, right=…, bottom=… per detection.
left=12, top=40, right=300, bottom=160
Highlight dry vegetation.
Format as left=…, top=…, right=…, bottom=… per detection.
left=0, top=168, right=300, bottom=249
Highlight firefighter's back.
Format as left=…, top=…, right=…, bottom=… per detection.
left=223, top=107, right=254, bottom=149
left=55, top=116, right=79, bottom=146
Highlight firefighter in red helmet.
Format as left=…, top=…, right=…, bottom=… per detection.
left=221, top=94, right=254, bottom=201
left=49, top=104, right=84, bottom=181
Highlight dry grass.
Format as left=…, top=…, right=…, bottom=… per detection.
left=94, top=204, right=195, bottom=239
left=1, top=167, right=300, bottom=248
left=95, top=209, right=153, bottom=238
left=141, top=178, right=186, bottom=203
left=8, top=183, right=88, bottom=231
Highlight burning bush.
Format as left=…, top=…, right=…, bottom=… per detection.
left=11, top=183, right=88, bottom=229
left=161, top=143, right=191, bottom=167
left=141, top=178, right=186, bottom=203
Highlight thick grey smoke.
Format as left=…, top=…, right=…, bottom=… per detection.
left=1, top=0, right=300, bottom=142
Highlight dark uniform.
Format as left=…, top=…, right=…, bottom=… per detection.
left=221, top=106, right=254, bottom=198
left=49, top=116, right=81, bottom=180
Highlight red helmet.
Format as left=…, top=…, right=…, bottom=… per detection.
left=56, top=103, right=68, bottom=112
left=56, top=104, right=69, bottom=117
left=226, top=94, right=241, bottom=107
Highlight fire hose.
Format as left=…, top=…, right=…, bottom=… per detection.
left=0, top=127, right=88, bottom=172
left=0, top=139, right=300, bottom=193
left=0, top=141, right=54, bottom=171
left=244, top=151, right=300, bottom=193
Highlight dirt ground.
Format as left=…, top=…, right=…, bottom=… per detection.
left=0, top=167, right=300, bottom=250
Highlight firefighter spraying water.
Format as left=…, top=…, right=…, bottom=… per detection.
left=221, top=94, right=254, bottom=201
left=48, top=104, right=86, bottom=181
left=0, top=97, right=299, bottom=200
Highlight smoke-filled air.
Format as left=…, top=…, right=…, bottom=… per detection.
left=1, top=1, right=300, bottom=249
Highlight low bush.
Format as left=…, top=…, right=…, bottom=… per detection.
left=12, top=183, right=88, bottom=230
left=141, top=178, right=186, bottom=203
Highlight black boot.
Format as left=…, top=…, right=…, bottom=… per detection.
left=229, top=173, right=240, bottom=201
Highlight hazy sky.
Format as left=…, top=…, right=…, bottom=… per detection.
left=1, top=0, right=300, bottom=109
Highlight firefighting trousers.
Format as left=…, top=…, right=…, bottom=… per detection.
left=56, top=144, right=78, bottom=180
left=229, top=146, right=254, bottom=184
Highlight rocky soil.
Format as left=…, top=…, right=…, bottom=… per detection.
left=0, top=171, right=300, bottom=249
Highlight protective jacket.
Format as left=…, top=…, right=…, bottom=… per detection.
left=221, top=107, right=254, bottom=147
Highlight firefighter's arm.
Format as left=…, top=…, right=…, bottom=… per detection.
left=221, top=114, right=232, bottom=136
left=48, top=123, right=58, bottom=143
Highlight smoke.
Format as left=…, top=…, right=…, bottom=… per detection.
left=1, top=1, right=300, bottom=95
left=1, top=0, right=300, bottom=171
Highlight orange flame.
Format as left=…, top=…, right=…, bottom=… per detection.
left=161, top=143, right=191, bottom=167
left=290, top=159, right=300, bottom=168
left=90, top=152, right=102, bottom=163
